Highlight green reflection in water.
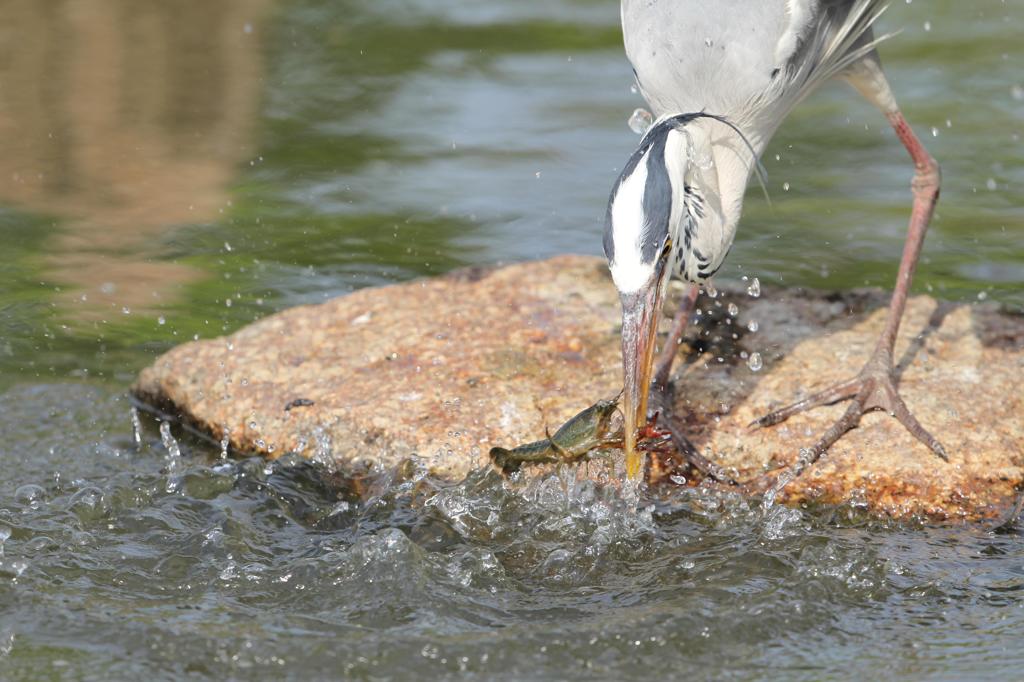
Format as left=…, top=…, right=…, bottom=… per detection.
left=0, top=0, right=1020, bottom=394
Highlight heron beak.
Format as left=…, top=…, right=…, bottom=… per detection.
left=619, top=251, right=670, bottom=480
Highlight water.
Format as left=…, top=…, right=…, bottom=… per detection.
left=1, top=0, right=1023, bottom=679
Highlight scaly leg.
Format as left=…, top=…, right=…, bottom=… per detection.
left=753, top=105, right=946, bottom=466
left=639, top=284, right=735, bottom=482
left=653, top=284, right=700, bottom=387
left=646, top=377, right=737, bottom=484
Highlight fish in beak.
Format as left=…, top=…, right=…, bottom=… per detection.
left=618, top=245, right=671, bottom=479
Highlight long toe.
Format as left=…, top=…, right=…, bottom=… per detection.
left=753, top=362, right=949, bottom=476
left=750, top=378, right=861, bottom=429
left=886, top=388, right=949, bottom=461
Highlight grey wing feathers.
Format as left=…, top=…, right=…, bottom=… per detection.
left=622, top=0, right=891, bottom=127
left=771, top=0, right=892, bottom=111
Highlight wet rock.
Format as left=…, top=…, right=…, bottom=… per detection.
left=133, top=256, right=1024, bottom=521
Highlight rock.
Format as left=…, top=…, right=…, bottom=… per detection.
left=133, top=255, right=1024, bottom=521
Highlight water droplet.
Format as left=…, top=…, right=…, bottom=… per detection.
left=157, top=316, right=166, bottom=326
left=747, top=352, right=763, bottom=372
left=977, top=291, right=989, bottom=301
left=160, top=421, right=184, bottom=492
left=727, top=302, right=739, bottom=317
left=0, top=630, right=15, bottom=657
left=160, top=421, right=181, bottom=460
left=628, top=108, right=653, bottom=135
left=747, top=277, right=761, bottom=298
left=986, top=178, right=998, bottom=191
left=130, top=407, right=143, bottom=446
left=747, top=320, right=760, bottom=333
left=704, top=282, right=718, bottom=298
left=15, top=484, right=46, bottom=507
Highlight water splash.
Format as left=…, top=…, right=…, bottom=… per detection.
left=761, top=448, right=816, bottom=512
left=130, top=406, right=143, bottom=447
left=159, top=421, right=184, bottom=492
left=747, top=352, right=763, bottom=372
left=628, top=108, right=653, bottom=135
left=0, top=630, right=13, bottom=658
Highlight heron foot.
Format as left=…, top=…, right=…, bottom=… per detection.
left=750, top=350, right=948, bottom=473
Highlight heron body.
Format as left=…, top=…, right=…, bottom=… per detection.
left=606, top=0, right=946, bottom=478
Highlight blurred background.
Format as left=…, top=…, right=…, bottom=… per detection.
left=0, top=0, right=1021, bottom=392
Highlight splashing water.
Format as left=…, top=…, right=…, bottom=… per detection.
left=747, top=352, right=763, bottom=372
left=159, top=421, right=185, bottom=492
left=3, top=386, right=1023, bottom=680
left=628, top=108, right=653, bottom=135
left=762, top=448, right=818, bottom=512
left=747, top=277, right=761, bottom=298
left=130, top=406, right=143, bottom=446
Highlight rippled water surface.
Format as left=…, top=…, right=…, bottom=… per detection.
left=1, top=0, right=1023, bottom=679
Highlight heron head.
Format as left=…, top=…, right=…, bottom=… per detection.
left=604, top=113, right=762, bottom=479
left=603, top=119, right=682, bottom=480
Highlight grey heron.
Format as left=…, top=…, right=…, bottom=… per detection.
left=605, top=0, right=945, bottom=479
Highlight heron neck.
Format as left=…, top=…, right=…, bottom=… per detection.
left=693, top=117, right=765, bottom=234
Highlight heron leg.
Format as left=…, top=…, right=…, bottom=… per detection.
left=646, top=284, right=738, bottom=483
left=644, top=367, right=735, bottom=484
left=652, top=284, right=699, bottom=387
left=753, top=108, right=946, bottom=470
left=658, top=411, right=739, bottom=485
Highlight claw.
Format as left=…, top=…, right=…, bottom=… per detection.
left=887, top=388, right=949, bottom=461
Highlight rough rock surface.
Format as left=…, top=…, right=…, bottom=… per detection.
left=133, top=256, right=1024, bottom=520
